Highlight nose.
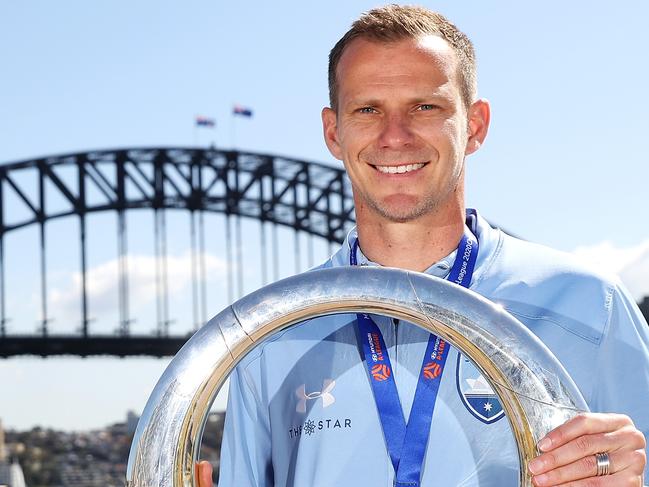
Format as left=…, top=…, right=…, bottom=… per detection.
left=378, top=112, right=415, bottom=149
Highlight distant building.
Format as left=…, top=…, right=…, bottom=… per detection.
left=0, top=420, right=27, bottom=487
left=0, top=460, right=27, bottom=487
left=0, top=420, right=5, bottom=462
left=126, top=411, right=139, bottom=435
left=640, top=296, right=649, bottom=323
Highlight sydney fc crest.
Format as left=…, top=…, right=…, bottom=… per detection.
left=456, top=354, right=504, bottom=424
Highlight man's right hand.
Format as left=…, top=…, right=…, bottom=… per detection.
left=196, top=460, right=214, bottom=487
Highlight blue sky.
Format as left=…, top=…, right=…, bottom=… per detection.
left=1, top=1, right=648, bottom=430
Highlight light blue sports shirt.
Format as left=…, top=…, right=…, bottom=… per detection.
left=218, top=212, right=649, bottom=486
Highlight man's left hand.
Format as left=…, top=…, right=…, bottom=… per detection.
left=528, top=413, right=646, bottom=486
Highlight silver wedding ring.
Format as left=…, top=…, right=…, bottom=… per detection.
left=595, top=452, right=611, bottom=476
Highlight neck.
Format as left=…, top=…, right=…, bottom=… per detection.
left=355, top=205, right=466, bottom=272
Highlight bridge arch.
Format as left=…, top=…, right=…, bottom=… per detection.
left=0, top=148, right=356, bottom=356
left=0, top=147, right=354, bottom=239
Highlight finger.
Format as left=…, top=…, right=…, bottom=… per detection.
left=551, top=469, right=642, bottom=487
left=196, top=460, right=213, bottom=487
left=531, top=449, right=647, bottom=487
left=531, top=450, right=617, bottom=486
left=529, top=425, right=643, bottom=474
left=538, top=413, right=633, bottom=452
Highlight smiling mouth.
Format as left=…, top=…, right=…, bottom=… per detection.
left=373, top=163, right=427, bottom=174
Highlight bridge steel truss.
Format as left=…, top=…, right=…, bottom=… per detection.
left=0, top=147, right=355, bottom=357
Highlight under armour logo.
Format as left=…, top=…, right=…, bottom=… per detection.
left=295, top=379, right=336, bottom=413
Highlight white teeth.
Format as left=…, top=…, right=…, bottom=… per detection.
left=376, top=163, right=425, bottom=174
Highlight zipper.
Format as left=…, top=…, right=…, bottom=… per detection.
left=392, top=317, right=399, bottom=373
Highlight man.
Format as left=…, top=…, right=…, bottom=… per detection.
left=201, top=5, right=648, bottom=486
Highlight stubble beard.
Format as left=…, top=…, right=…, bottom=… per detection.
left=357, top=188, right=443, bottom=224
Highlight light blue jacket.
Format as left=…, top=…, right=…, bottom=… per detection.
left=218, top=212, right=649, bottom=486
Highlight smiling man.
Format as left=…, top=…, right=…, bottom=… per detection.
left=202, top=5, right=649, bottom=487
left=321, top=31, right=487, bottom=273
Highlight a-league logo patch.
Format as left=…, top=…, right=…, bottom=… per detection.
left=422, top=361, right=441, bottom=380
left=371, top=363, right=391, bottom=381
left=456, top=354, right=504, bottom=424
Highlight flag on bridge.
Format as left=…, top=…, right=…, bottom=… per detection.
left=195, top=115, right=216, bottom=127
left=233, top=104, right=253, bottom=117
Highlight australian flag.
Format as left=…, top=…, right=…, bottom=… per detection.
left=233, top=104, right=253, bottom=117
left=195, top=115, right=215, bottom=127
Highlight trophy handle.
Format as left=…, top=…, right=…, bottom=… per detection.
left=126, top=266, right=588, bottom=487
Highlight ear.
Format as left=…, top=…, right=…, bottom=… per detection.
left=322, top=107, right=343, bottom=161
left=465, top=99, right=490, bottom=156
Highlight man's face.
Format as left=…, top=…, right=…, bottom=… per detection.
left=322, top=35, right=488, bottom=223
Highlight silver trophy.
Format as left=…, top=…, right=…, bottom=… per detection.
left=126, top=267, right=588, bottom=486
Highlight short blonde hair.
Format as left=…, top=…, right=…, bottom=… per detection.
left=328, top=4, right=477, bottom=110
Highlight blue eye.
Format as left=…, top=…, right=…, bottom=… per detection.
left=418, top=104, right=437, bottom=111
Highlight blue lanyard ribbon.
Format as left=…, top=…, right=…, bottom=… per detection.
left=351, top=219, right=479, bottom=486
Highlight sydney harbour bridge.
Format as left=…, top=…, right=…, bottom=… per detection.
left=0, top=147, right=355, bottom=357
left=0, top=147, right=647, bottom=358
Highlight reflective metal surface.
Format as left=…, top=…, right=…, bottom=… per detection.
left=126, top=267, right=588, bottom=486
